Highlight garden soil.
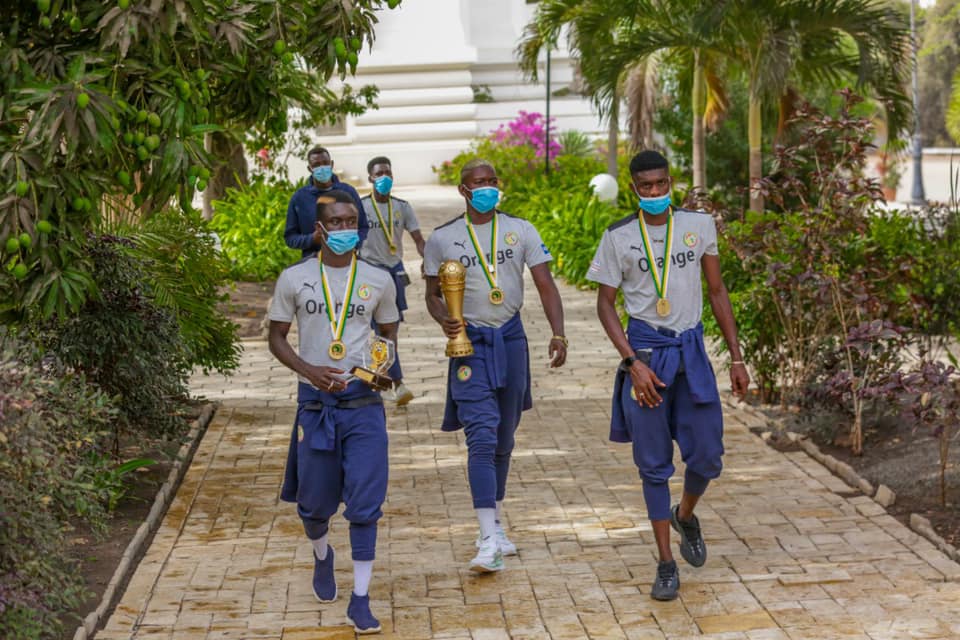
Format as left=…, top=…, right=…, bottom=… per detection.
left=769, top=407, right=958, bottom=550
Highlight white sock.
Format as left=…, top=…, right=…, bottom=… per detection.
left=311, top=534, right=329, bottom=560
left=353, top=560, right=374, bottom=597
left=495, top=500, right=503, bottom=525
left=476, top=508, right=497, bottom=541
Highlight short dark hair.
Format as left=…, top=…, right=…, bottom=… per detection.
left=460, top=158, right=495, bottom=183
left=367, top=156, right=391, bottom=174
left=307, top=146, right=330, bottom=160
left=316, top=189, right=356, bottom=222
left=629, top=150, right=669, bottom=174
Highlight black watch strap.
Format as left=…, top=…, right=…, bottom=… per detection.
left=621, top=355, right=637, bottom=369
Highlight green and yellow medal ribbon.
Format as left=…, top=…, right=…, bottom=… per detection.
left=318, top=252, right=359, bottom=359
left=464, top=213, right=504, bottom=304
left=637, top=210, right=674, bottom=317
left=370, top=197, right=396, bottom=253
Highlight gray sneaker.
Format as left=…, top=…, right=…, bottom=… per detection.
left=651, top=560, right=679, bottom=601
left=670, top=505, right=706, bottom=567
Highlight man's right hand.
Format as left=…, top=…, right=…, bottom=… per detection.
left=629, top=361, right=667, bottom=407
left=441, top=315, right=463, bottom=340
left=305, top=364, right=349, bottom=393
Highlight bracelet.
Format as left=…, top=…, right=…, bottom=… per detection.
left=551, top=335, right=568, bottom=346
left=731, top=360, right=745, bottom=365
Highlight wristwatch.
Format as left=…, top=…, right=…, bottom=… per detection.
left=621, top=355, right=637, bottom=369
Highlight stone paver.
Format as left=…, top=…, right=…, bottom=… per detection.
left=99, top=186, right=960, bottom=639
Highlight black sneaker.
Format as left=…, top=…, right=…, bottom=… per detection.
left=671, top=504, right=707, bottom=567
left=651, top=560, right=680, bottom=601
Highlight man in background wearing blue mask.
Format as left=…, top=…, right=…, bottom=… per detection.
left=285, top=146, right=369, bottom=256
left=423, top=158, right=568, bottom=574
left=586, top=150, right=749, bottom=602
left=269, top=189, right=398, bottom=634
left=359, top=156, right=425, bottom=406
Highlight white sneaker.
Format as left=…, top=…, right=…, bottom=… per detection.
left=475, top=525, right=517, bottom=556
left=469, top=536, right=504, bottom=573
left=394, top=382, right=414, bottom=406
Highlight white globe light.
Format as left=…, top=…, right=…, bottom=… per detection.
left=589, top=173, right=618, bottom=202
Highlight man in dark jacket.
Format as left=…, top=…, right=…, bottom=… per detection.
left=285, top=146, right=369, bottom=256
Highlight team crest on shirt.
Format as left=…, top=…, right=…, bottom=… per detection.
left=457, top=365, right=472, bottom=382
left=504, top=231, right=519, bottom=246
left=357, top=284, right=371, bottom=300
left=297, top=424, right=305, bottom=442
left=683, top=232, right=698, bottom=247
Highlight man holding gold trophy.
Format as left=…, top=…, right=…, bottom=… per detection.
left=424, top=159, right=568, bottom=573
left=268, top=189, right=399, bottom=634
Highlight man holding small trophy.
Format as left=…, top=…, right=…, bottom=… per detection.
left=423, top=159, right=568, bottom=573
left=268, top=189, right=399, bottom=634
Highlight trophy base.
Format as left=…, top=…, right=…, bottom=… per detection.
left=445, top=341, right=475, bottom=358
left=350, top=366, right=393, bottom=392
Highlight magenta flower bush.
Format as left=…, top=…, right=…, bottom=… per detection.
left=490, top=111, right=562, bottom=160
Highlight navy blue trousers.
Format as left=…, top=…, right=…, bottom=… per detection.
left=449, top=339, right=528, bottom=509
left=281, top=402, right=388, bottom=561
left=620, top=371, right=723, bottom=521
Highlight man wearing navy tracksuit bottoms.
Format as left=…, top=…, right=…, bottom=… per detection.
left=587, top=150, right=750, bottom=601
left=269, top=189, right=397, bottom=634
left=423, top=159, right=568, bottom=573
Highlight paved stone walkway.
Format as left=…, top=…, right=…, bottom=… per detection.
left=100, top=187, right=960, bottom=639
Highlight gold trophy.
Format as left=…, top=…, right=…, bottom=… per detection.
left=349, top=331, right=396, bottom=392
left=438, top=260, right=474, bottom=357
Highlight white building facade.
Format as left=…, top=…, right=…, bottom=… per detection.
left=308, top=0, right=608, bottom=185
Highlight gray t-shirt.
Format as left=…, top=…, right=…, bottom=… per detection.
left=269, top=255, right=400, bottom=383
left=586, top=208, right=718, bottom=333
left=423, top=211, right=552, bottom=328
left=358, top=195, right=420, bottom=268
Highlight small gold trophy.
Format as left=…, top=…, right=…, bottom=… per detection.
left=350, top=332, right=396, bottom=392
left=438, top=260, right=474, bottom=358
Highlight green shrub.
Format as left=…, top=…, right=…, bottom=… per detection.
left=36, top=235, right=191, bottom=436
left=117, top=208, right=241, bottom=375
left=210, top=178, right=302, bottom=281
left=0, top=340, right=118, bottom=640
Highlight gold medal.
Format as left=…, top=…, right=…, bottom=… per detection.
left=465, top=213, right=504, bottom=306
left=318, top=253, right=358, bottom=362
left=328, top=340, right=347, bottom=360
left=656, top=298, right=671, bottom=317
left=638, top=211, right=675, bottom=320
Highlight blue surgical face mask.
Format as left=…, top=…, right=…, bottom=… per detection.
left=322, top=227, right=359, bottom=255
left=373, top=175, right=393, bottom=195
left=312, top=165, right=333, bottom=183
left=466, top=186, right=500, bottom=213
left=639, top=193, right=672, bottom=215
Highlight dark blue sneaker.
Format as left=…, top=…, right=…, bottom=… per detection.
left=651, top=560, right=680, bottom=601
left=312, top=545, right=337, bottom=602
left=346, top=592, right=381, bottom=634
left=671, top=505, right=707, bottom=567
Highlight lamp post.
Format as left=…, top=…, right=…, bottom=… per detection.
left=545, top=46, right=551, bottom=177
left=910, top=0, right=926, bottom=205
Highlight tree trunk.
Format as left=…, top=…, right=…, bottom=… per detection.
left=691, top=49, right=707, bottom=191
left=748, top=84, right=764, bottom=212
left=607, top=93, right=620, bottom=177
left=203, top=131, right=249, bottom=220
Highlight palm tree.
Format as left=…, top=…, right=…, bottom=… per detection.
left=519, top=0, right=731, bottom=191
left=718, top=0, right=912, bottom=211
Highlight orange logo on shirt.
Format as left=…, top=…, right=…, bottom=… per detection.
left=297, top=424, right=305, bottom=442
left=457, top=365, right=472, bottom=382
left=683, top=232, right=698, bottom=247
left=357, top=284, right=371, bottom=300
left=504, top=232, right=519, bottom=246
